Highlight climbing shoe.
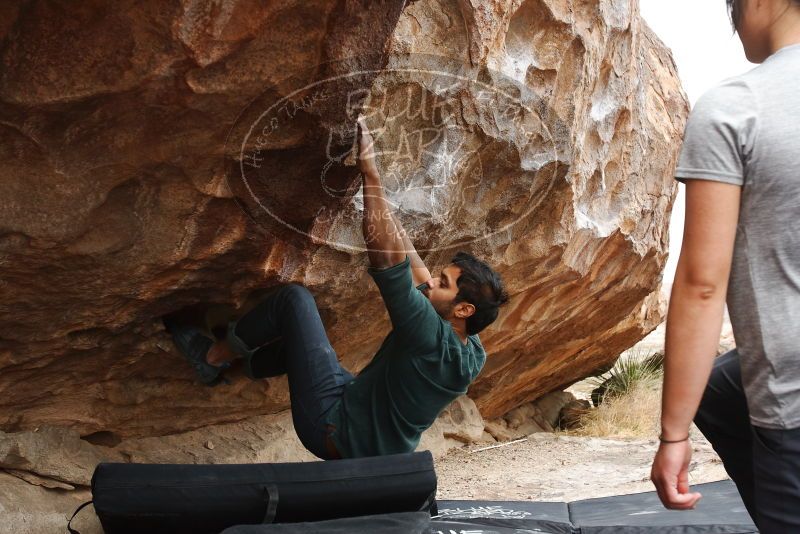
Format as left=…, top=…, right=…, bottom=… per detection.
left=163, top=318, right=229, bottom=386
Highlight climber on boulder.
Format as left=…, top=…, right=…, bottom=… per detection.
left=164, top=116, right=508, bottom=460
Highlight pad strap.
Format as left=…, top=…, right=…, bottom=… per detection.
left=263, top=484, right=279, bottom=523
left=67, top=500, right=94, bottom=534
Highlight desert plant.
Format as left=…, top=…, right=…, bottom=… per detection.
left=590, top=350, right=664, bottom=407
left=572, top=378, right=662, bottom=439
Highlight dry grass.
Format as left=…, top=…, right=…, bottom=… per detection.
left=571, top=378, right=663, bottom=439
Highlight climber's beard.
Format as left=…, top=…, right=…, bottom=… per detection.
left=428, top=296, right=456, bottom=321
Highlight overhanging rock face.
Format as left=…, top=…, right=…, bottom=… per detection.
left=0, top=0, right=687, bottom=438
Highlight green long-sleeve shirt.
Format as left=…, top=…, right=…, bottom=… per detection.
left=325, top=256, right=486, bottom=458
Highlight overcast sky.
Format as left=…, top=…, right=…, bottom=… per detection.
left=639, top=0, right=753, bottom=282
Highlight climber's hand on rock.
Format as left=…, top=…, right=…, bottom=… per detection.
left=357, top=116, right=379, bottom=178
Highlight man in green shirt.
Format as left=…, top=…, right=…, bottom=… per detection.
left=166, top=117, right=508, bottom=459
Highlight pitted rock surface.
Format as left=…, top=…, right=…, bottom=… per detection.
left=0, top=0, right=687, bottom=441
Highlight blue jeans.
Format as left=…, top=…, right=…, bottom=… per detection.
left=695, top=349, right=800, bottom=533
left=226, top=284, right=354, bottom=460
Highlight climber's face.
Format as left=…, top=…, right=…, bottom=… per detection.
left=422, top=263, right=472, bottom=320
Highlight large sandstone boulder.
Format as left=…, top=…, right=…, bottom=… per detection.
left=0, top=0, right=687, bottom=445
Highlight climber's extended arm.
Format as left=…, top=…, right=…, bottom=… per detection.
left=357, top=117, right=432, bottom=286
left=389, top=213, right=432, bottom=288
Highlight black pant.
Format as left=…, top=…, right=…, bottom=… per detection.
left=226, top=284, right=354, bottom=460
left=694, top=349, right=800, bottom=533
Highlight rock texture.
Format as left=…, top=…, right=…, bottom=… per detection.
left=484, top=390, right=576, bottom=440
left=0, top=0, right=687, bottom=444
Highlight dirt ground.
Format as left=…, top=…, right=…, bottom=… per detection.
left=434, top=431, right=727, bottom=502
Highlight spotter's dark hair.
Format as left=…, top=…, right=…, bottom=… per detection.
left=727, top=0, right=800, bottom=31
left=727, top=0, right=741, bottom=31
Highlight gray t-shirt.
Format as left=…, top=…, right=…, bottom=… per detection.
left=675, top=43, right=800, bottom=429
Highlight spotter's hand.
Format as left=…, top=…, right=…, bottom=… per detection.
left=651, top=439, right=703, bottom=510
left=357, top=116, right=379, bottom=178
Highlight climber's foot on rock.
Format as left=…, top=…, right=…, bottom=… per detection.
left=206, top=339, right=239, bottom=367
left=163, top=318, right=230, bottom=386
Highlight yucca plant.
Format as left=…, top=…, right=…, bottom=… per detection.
left=590, top=350, right=664, bottom=407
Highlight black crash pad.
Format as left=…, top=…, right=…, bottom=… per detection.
left=569, top=480, right=756, bottom=533
left=220, top=511, right=431, bottom=533
left=220, top=480, right=756, bottom=533
left=433, top=499, right=572, bottom=533
left=224, top=480, right=756, bottom=533
left=433, top=480, right=756, bottom=533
